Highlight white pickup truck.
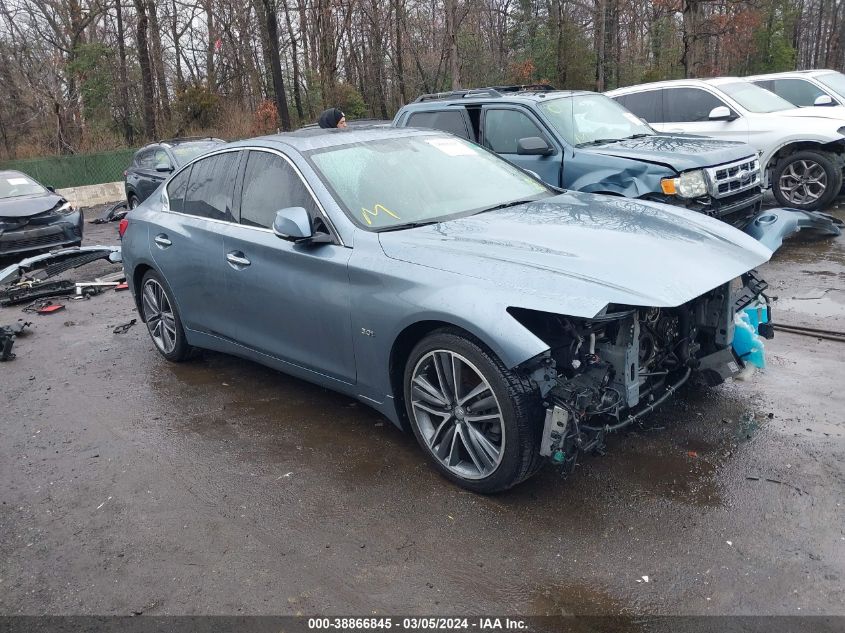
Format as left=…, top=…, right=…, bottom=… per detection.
left=607, top=77, right=845, bottom=211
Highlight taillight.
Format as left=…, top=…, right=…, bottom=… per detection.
left=118, top=218, right=129, bottom=238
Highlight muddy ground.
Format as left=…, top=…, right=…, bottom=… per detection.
left=0, top=201, right=843, bottom=618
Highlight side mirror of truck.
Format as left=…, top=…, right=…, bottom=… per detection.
left=517, top=137, right=554, bottom=156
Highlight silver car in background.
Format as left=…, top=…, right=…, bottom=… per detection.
left=121, top=126, right=772, bottom=493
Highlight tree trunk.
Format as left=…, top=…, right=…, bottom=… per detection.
left=445, top=0, right=460, bottom=90
left=283, top=0, right=305, bottom=121
left=115, top=0, right=134, bottom=145
left=262, top=0, right=292, bottom=130
left=134, top=0, right=157, bottom=139
left=147, top=1, right=171, bottom=126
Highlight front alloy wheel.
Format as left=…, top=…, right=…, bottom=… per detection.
left=772, top=151, right=842, bottom=211
left=403, top=330, right=544, bottom=493
left=411, top=350, right=505, bottom=480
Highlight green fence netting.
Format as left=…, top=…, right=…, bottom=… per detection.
left=0, top=148, right=137, bottom=189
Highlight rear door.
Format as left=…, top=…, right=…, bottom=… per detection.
left=480, top=106, right=561, bottom=186
left=221, top=148, right=356, bottom=384
left=150, top=150, right=242, bottom=338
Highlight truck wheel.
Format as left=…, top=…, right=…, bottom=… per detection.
left=772, top=151, right=843, bottom=211
left=403, top=329, right=544, bottom=493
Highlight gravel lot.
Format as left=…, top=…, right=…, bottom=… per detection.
left=1, top=202, right=843, bottom=618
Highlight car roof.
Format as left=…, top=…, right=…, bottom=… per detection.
left=225, top=125, right=444, bottom=152
left=607, top=77, right=750, bottom=94
left=745, top=69, right=838, bottom=81
left=401, top=89, right=593, bottom=110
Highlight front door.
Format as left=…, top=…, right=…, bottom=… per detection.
left=481, top=106, right=562, bottom=186
left=221, top=149, right=356, bottom=384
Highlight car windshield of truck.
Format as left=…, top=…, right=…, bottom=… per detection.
left=816, top=72, right=845, bottom=99
left=719, top=81, right=795, bottom=113
left=0, top=173, right=47, bottom=199
left=308, top=135, right=553, bottom=231
left=538, top=94, right=654, bottom=146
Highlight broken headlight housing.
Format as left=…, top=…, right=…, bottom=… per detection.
left=676, top=169, right=708, bottom=198
left=55, top=201, right=74, bottom=215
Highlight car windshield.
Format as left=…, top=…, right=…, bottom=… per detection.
left=308, top=135, right=552, bottom=230
left=816, top=71, right=845, bottom=99
left=719, top=81, right=795, bottom=113
left=0, top=173, right=47, bottom=199
left=538, top=94, right=653, bottom=146
left=170, top=141, right=221, bottom=165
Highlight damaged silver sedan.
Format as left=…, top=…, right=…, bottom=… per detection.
left=121, top=127, right=773, bottom=493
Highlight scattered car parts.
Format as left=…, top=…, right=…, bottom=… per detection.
left=113, top=319, right=137, bottom=334
left=90, top=201, right=129, bottom=225
left=744, top=208, right=843, bottom=251
left=0, top=245, right=122, bottom=286
left=0, top=321, right=31, bottom=361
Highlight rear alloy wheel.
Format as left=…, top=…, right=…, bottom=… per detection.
left=772, top=151, right=843, bottom=211
left=128, top=194, right=140, bottom=210
left=140, top=270, right=191, bottom=362
left=404, top=330, right=544, bottom=493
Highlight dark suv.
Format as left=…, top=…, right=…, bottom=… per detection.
left=124, top=138, right=224, bottom=208
left=394, top=86, right=765, bottom=228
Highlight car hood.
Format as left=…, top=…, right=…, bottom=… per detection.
left=581, top=134, right=755, bottom=172
left=378, top=191, right=772, bottom=318
left=0, top=192, right=66, bottom=218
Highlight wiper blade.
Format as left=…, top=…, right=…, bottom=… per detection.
left=576, top=138, right=622, bottom=147
left=377, top=220, right=440, bottom=232
left=624, top=133, right=652, bottom=139
left=475, top=199, right=536, bottom=214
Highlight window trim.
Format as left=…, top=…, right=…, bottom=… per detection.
left=163, top=146, right=344, bottom=247
left=479, top=105, right=558, bottom=155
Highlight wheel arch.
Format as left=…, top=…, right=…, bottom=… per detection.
left=130, top=262, right=154, bottom=321
left=765, top=139, right=845, bottom=172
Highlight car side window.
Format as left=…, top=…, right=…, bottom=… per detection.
left=239, top=150, right=319, bottom=229
left=136, top=149, right=155, bottom=169
left=166, top=167, right=191, bottom=213
left=614, top=90, right=663, bottom=123
left=773, top=78, right=829, bottom=106
left=406, top=110, right=472, bottom=140
left=153, top=148, right=171, bottom=167
left=663, top=88, right=729, bottom=122
left=483, top=109, right=546, bottom=154
left=183, top=152, right=239, bottom=222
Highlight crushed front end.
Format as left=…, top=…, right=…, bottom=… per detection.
left=515, top=271, right=772, bottom=472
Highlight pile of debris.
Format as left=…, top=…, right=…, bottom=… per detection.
left=0, top=245, right=125, bottom=361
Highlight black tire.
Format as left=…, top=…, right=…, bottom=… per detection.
left=403, top=329, right=544, bottom=493
left=772, top=150, right=843, bottom=211
left=128, top=193, right=140, bottom=209
left=139, top=269, right=192, bottom=362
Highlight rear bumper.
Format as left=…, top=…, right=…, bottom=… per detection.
left=0, top=210, right=83, bottom=256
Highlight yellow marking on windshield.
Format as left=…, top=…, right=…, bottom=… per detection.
left=362, top=204, right=401, bottom=225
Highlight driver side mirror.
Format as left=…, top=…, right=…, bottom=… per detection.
left=708, top=106, right=737, bottom=121
left=273, top=207, right=333, bottom=244
left=46, top=185, right=55, bottom=192
left=517, top=136, right=554, bottom=156
left=155, top=162, right=173, bottom=173
left=814, top=94, right=835, bottom=106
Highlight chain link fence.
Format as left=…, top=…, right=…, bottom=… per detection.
left=0, top=148, right=137, bottom=189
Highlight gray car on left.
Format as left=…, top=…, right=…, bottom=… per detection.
left=0, top=170, right=82, bottom=257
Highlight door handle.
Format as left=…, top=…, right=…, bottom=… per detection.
left=226, top=252, right=251, bottom=268
left=154, top=234, right=172, bottom=248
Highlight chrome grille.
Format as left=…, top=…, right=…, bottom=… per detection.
left=706, top=157, right=760, bottom=199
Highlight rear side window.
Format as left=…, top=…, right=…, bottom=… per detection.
left=239, top=151, right=319, bottom=229
left=483, top=109, right=546, bottom=154
left=166, top=167, right=191, bottom=213
left=614, top=90, right=663, bottom=123
left=406, top=110, right=471, bottom=140
left=773, top=78, right=829, bottom=107
left=183, top=152, right=239, bottom=221
left=663, top=88, right=728, bottom=122
left=135, top=149, right=155, bottom=168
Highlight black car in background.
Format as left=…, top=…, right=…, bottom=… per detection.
left=0, top=170, right=82, bottom=257
left=124, top=137, right=224, bottom=208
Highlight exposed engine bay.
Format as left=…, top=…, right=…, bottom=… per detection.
left=514, top=271, right=772, bottom=472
